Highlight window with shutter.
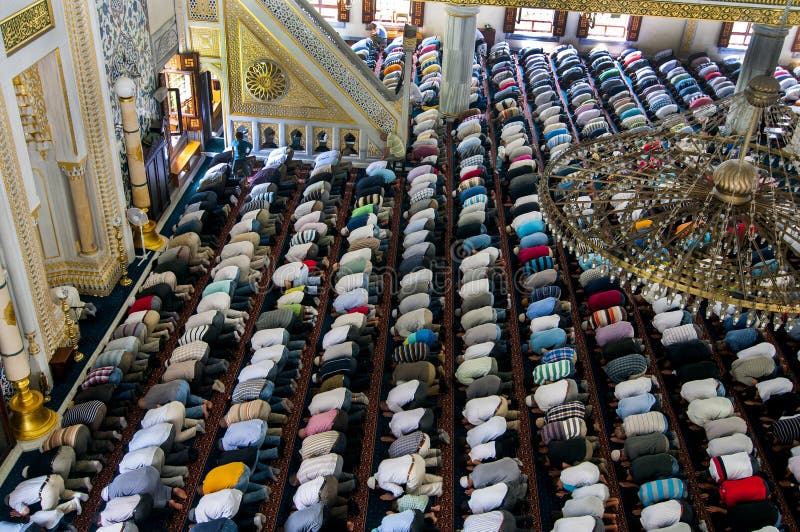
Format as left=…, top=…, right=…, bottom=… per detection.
left=308, top=0, right=341, bottom=22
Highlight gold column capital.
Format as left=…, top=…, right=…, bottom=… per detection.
left=57, top=157, right=88, bottom=182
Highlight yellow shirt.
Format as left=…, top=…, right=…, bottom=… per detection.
left=203, top=462, right=246, bottom=494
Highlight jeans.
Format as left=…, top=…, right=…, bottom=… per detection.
left=234, top=468, right=269, bottom=505
left=176, top=380, right=206, bottom=418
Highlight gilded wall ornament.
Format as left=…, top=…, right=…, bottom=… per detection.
left=0, top=0, right=54, bottom=55
left=245, top=60, right=288, bottom=101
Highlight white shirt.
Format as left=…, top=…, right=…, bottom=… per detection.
left=119, top=446, right=164, bottom=474
left=321, top=342, right=356, bottom=362
left=614, top=376, right=653, bottom=400
left=572, top=482, right=610, bottom=502
left=296, top=454, right=342, bottom=484
left=293, top=476, right=325, bottom=509
left=462, top=396, right=502, bottom=425
left=237, top=360, right=276, bottom=382
left=322, top=326, right=350, bottom=349
left=706, top=433, right=753, bottom=457
left=141, top=401, right=186, bottom=434
left=687, top=397, right=733, bottom=427
left=251, top=345, right=287, bottom=364
left=756, top=377, right=793, bottom=401
left=680, top=378, right=720, bottom=402
left=401, top=269, right=433, bottom=288
left=737, top=342, right=776, bottom=360
left=194, top=489, right=242, bottom=523
left=652, top=310, right=685, bottom=333
left=789, top=454, right=800, bottom=482
left=533, top=380, right=569, bottom=411
left=373, top=455, right=417, bottom=497
left=530, top=315, right=560, bottom=333
left=640, top=499, right=682, bottom=530
left=463, top=511, right=505, bottom=532
left=8, top=475, right=63, bottom=513
left=560, top=462, right=599, bottom=490
left=331, top=313, right=365, bottom=330
left=468, top=441, right=497, bottom=462
left=129, top=423, right=172, bottom=452
left=185, top=312, right=218, bottom=329
left=389, top=408, right=425, bottom=438
left=386, top=381, right=421, bottom=413
left=294, top=212, right=322, bottom=232
left=468, top=482, right=507, bottom=513
left=708, top=452, right=753, bottom=482
left=250, top=328, right=287, bottom=350
left=552, top=516, right=597, bottom=532
left=197, top=292, right=231, bottom=313
left=308, top=388, right=347, bottom=415
left=99, top=495, right=142, bottom=526
left=273, top=263, right=307, bottom=285
left=466, top=416, right=507, bottom=448
left=460, top=279, right=490, bottom=299
left=348, top=225, right=376, bottom=244
left=464, top=342, right=495, bottom=361
left=652, top=295, right=683, bottom=314
left=340, top=248, right=372, bottom=266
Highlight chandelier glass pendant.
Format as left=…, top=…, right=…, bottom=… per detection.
left=539, top=75, right=800, bottom=329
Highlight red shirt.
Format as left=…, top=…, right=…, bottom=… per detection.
left=347, top=306, right=370, bottom=315
left=130, top=295, right=156, bottom=314
left=302, top=259, right=318, bottom=271
left=460, top=168, right=484, bottom=181
left=719, top=477, right=768, bottom=507
left=517, top=245, right=552, bottom=264
left=587, top=290, right=625, bottom=312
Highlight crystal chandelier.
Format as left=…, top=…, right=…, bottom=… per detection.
left=539, top=75, right=800, bottom=329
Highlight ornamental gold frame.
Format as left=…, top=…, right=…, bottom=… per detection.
left=421, top=0, right=800, bottom=26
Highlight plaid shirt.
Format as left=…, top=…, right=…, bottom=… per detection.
left=169, top=341, right=209, bottom=365
left=541, top=347, right=576, bottom=364
left=460, top=154, right=485, bottom=169
left=605, top=354, right=649, bottom=384
left=81, top=366, right=121, bottom=389
left=388, top=431, right=427, bottom=458
left=543, top=401, right=586, bottom=424
left=410, top=187, right=435, bottom=204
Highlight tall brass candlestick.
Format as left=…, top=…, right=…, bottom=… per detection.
left=114, top=218, right=132, bottom=287
left=58, top=289, right=83, bottom=362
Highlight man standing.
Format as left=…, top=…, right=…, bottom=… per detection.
left=232, top=131, right=253, bottom=178
left=368, top=22, right=388, bottom=50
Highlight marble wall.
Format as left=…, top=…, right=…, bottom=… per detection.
left=96, top=0, right=161, bottom=198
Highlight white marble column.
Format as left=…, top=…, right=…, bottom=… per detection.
left=440, top=4, right=480, bottom=118
left=735, top=24, right=789, bottom=93
left=58, top=159, right=97, bottom=255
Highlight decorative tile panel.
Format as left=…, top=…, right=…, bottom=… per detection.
left=0, top=0, right=54, bottom=55
left=190, top=26, right=221, bottom=58
left=187, top=0, right=218, bottom=22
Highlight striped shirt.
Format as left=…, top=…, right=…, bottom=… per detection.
left=223, top=400, right=270, bottom=426
left=81, top=366, right=121, bottom=389
left=530, top=285, right=561, bottom=302
left=392, top=343, right=431, bottom=364
left=299, top=431, right=344, bottom=460
left=533, top=360, right=574, bottom=385
left=622, top=412, right=669, bottom=438
left=291, top=230, right=318, bottom=246
left=585, top=306, right=627, bottom=330
left=256, top=308, right=295, bottom=330
left=232, top=379, right=268, bottom=404
left=178, top=326, right=209, bottom=346
left=773, top=414, right=800, bottom=444
left=541, top=417, right=587, bottom=445
left=142, top=271, right=177, bottom=291
left=62, top=400, right=104, bottom=428
left=638, top=478, right=686, bottom=507
left=92, top=349, right=128, bottom=370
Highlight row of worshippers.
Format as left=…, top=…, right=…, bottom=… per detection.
left=92, top=153, right=297, bottom=529
left=517, top=47, right=573, bottom=161
left=410, top=37, right=443, bottom=115
left=549, top=143, right=786, bottom=531
left=367, top=105, right=451, bottom=532
left=282, top=151, right=397, bottom=531
left=451, top=49, right=532, bottom=532
left=190, top=148, right=347, bottom=529
left=588, top=48, right=677, bottom=124
left=0, top=161, right=251, bottom=531
left=483, top=44, right=618, bottom=532
left=380, top=35, right=406, bottom=94
left=537, top=151, right=701, bottom=530
left=583, top=48, right=655, bottom=130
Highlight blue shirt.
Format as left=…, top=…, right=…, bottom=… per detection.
left=222, top=419, right=267, bottom=450
left=517, top=220, right=545, bottom=238
left=526, top=297, right=557, bottom=320
left=462, top=234, right=492, bottom=254
left=373, top=510, right=417, bottom=532
left=405, top=329, right=436, bottom=346
left=372, top=23, right=387, bottom=39
left=520, top=232, right=549, bottom=249
left=232, top=139, right=252, bottom=161
left=616, top=393, right=657, bottom=419
left=285, top=502, right=326, bottom=532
